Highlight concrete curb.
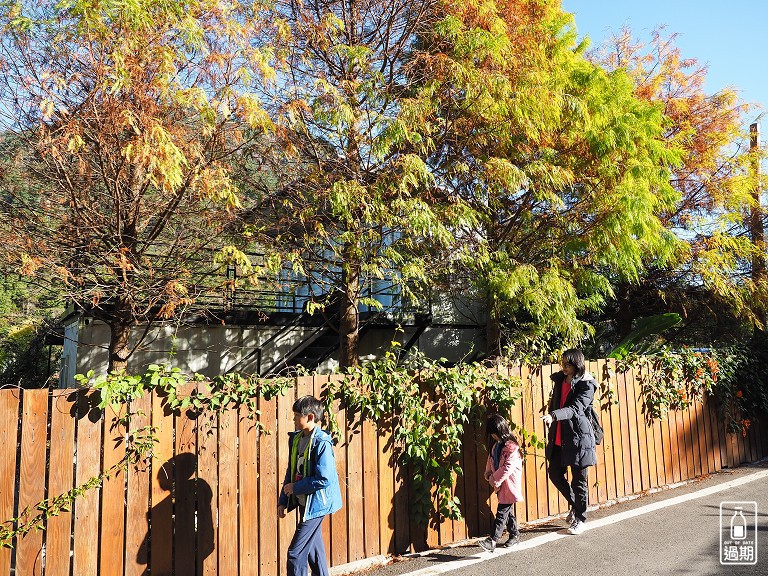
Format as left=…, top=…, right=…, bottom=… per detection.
left=330, top=555, right=390, bottom=575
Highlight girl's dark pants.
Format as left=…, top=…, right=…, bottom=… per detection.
left=491, top=503, right=519, bottom=541
left=548, top=445, right=589, bottom=522
left=287, top=508, right=328, bottom=576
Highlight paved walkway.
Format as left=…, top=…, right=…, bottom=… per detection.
left=346, top=460, right=768, bottom=576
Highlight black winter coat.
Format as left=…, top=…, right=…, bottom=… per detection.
left=545, top=371, right=597, bottom=468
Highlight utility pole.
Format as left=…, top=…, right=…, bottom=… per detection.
left=750, top=122, right=765, bottom=333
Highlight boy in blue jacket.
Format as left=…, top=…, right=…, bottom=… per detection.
left=278, top=395, right=343, bottom=576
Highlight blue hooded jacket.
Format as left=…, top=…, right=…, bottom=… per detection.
left=278, top=428, right=343, bottom=521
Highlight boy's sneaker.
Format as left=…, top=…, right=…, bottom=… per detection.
left=500, top=533, right=520, bottom=547
left=478, top=537, right=496, bottom=552
left=567, top=519, right=585, bottom=535
left=565, top=508, right=575, bottom=524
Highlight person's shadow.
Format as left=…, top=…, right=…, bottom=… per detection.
left=136, top=453, right=214, bottom=575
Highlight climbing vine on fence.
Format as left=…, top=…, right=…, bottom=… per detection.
left=327, top=346, right=542, bottom=526
left=0, top=419, right=156, bottom=548
left=615, top=346, right=756, bottom=435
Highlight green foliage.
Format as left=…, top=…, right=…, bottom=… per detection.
left=710, top=336, right=768, bottom=435
left=617, top=346, right=734, bottom=423
left=414, top=0, right=683, bottom=353
left=608, top=313, right=682, bottom=360
left=77, top=364, right=293, bottom=418
left=0, top=276, right=62, bottom=388
left=327, top=345, right=542, bottom=526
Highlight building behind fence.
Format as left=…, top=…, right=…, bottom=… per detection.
left=1, top=360, right=766, bottom=576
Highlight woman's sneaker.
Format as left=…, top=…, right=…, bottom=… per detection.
left=567, top=519, right=585, bottom=535
left=501, top=533, right=520, bottom=547
left=478, top=537, right=496, bottom=552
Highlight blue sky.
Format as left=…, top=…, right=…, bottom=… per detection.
left=561, top=0, right=766, bottom=123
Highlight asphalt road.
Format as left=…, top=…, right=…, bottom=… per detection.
left=357, top=461, right=768, bottom=576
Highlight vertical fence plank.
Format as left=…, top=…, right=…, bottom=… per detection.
left=198, top=406, right=219, bottom=576
left=99, top=404, right=126, bottom=576
left=508, top=366, right=527, bottom=525
left=461, top=425, right=479, bottom=538
left=542, top=363, right=563, bottom=516
left=521, top=366, right=540, bottom=523
left=45, top=391, right=75, bottom=576
left=277, top=389, right=294, bottom=573
left=258, top=395, right=278, bottom=576
left=474, top=421, right=491, bottom=541
left=530, top=367, right=548, bottom=521
left=754, top=417, right=764, bottom=459
left=174, top=384, right=198, bottom=576
left=740, top=416, right=751, bottom=464
left=683, top=404, right=697, bottom=479
left=624, top=367, right=647, bottom=492
left=659, top=408, right=674, bottom=485
left=72, top=391, right=102, bottom=576
left=589, top=361, right=608, bottom=506
left=689, top=402, right=703, bottom=478
left=698, top=402, right=710, bottom=474
left=668, top=409, right=683, bottom=482
left=724, top=422, right=736, bottom=469
left=597, top=360, right=617, bottom=502
left=616, top=371, right=635, bottom=495
left=16, top=389, right=48, bottom=576
left=702, top=395, right=720, bottom=472
left=0, top=390, right=20, bottom=575
left=218, top=404, right=239, bottom=576
left=608, top=366, right=626, bottom=499
left=748, top=417, right=759, bottom=462
left=637, top=366, right=658, bottom=490
left=239, top=396, right=259, bottom=576
left=675, top=408, right=691, bottom=480
left=362, top=409, right=381, bottom=556
left=124, top=394, right=151, bottom=576
left=377, top=404, right=396, bottom=554
left=706, top=397, right=722, bottom=472
left=450, top=426, right=465, bottom=545
left=345, top=397, right=366, bottom=560
left=650, top=412, right=665, bottom=489
left=316, top=375, right=335, bottom=557
left=150, top=391, right=174, bottom=576
left=392, top=438, right=410, bottom=554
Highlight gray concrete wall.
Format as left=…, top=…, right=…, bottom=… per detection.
left=62, top=315, right=485, bottom=384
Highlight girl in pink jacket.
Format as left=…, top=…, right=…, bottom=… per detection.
left=479, top=414, right=524, bottom=552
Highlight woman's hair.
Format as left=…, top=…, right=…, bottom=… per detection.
left=561, top=348, right=586, bottom=377
left=486, top=413, right=517, bottom=445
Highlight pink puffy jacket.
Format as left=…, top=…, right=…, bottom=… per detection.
left=484, top=440, right=524, bottom=505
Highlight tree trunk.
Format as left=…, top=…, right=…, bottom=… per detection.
left=339, top=259, right=360, bottom=369
left=108, top=318, right=132, bottom=374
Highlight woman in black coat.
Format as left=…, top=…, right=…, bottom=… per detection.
left=541, top=348, right=597, bottom=535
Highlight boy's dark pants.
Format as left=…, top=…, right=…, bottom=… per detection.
left=548, top=445, right=589, bottom=522
left=491, top=503, right=519, bottom=541
left=287, top=510, right=328, bottom=576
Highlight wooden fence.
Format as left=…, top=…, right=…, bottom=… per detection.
left=1, top=361, right=767, bottom=575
